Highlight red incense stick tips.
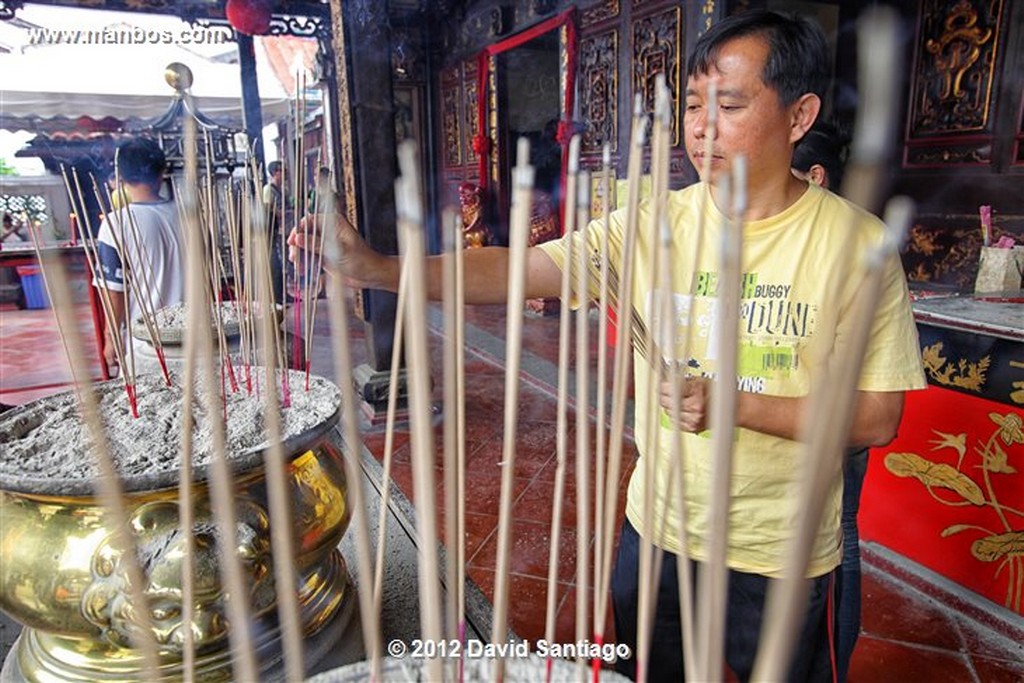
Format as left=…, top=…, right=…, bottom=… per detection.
left=219, top=365, right=228, bottom=422
left=292, top=287, right=303, bottom=370
left=155, top=346, right=172, bottom=387
left=592, top=633, right=605, bottom=683
left=280, top=369, right=292, bottom=409
left=125, top=382, right=139, bottom=418
left=225, top=354, right=239, bottom=393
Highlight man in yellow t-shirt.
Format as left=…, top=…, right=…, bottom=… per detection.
left=290, top=10, right=924, bottom=682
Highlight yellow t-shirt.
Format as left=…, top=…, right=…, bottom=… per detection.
left=538, top=182, right=926, bottom=577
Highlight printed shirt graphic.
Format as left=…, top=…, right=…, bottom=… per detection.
left=539, top=182, right=926, bottom=577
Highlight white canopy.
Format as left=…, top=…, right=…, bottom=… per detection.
left=0, top=7, right=291, bottom=133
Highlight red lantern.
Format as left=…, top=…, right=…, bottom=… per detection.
left=226, top=0, right=273, bottom=36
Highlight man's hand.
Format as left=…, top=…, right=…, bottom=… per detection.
left=658, top=376, right=710, bottom=433
left=287, top=212, right=381, bottom=289
left=103, top=333, right=120, bottom=376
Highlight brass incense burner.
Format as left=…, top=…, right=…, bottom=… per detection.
left=0, top=377, right=351, bottom=682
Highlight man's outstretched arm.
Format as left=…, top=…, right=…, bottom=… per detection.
left=290, top=213, right=564, bottom=303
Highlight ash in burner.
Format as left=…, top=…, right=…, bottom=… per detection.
left=0, top=369, right=341, bottom=494
left=132, top=301, right=283, bottom=344
left=147, top=301, right=243, bottom=330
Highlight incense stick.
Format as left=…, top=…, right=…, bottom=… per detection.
left=590, top=144, right=614, bottom=664
left=544, top=134, right=579, bottom=681
left=673, top=80, right=718, bottom=683
left=200, top=142, right=239, bottom=397
left=254, top=223, right=305, bottom=682
left=454, top=208, right=469, bottom=674
left=574, top=167, right=593, bottom=679
left=750, top=12, right=906, bottom=676
left=696, top=157, right=745, bottom=682
left=441, top=206, right=461, bottom=648
left=372, top=252, right=410, bottom=621
left=751, top=196, right=914, bottom=682
left=491, top=137, right=534, bottom=683
left=636, top=77, right=672, bottom=682
left=68, top=169, right=137, bottom=414
left=181, top=105, right=260, bottom=683
left=594, top=95, right=647, bottom=647
left=319, top=153, right=384, bottom=683
left=177, top=221, right=200, bottom=682
left=395, top=142, right=445, bottom=683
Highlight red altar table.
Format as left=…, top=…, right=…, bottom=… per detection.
left=861, top=290, right=1023, bottom=615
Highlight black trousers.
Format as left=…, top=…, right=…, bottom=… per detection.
left=611, top=518, right=836, bottom=682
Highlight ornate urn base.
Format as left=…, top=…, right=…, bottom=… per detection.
left=0, top=373, right=352, bottom=682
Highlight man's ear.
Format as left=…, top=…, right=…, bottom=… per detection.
left=789, top=93, right=822, bottom=144
left=807, top=164, right=828, bottom=187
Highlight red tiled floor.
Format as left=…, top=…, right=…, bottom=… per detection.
left=436, top=510, right=498, bottom=565
left=952, top=608, right=1024, bottom=664
left=846, top=636, right=975, bottom=683
left=555, top=583, right=615, bottom=647
left=0, top=303, right=105, bottom=402
left=859, top=572, right=964, bottom=652
left=468, top=517, right=581, bottom=584
left=464, top=421, right=557, bottom=481
left=517, top=457, right=634, bottom=531
left=467, top=567, right=572, bottom=643
left=970, top=654, right=1024, bottom=683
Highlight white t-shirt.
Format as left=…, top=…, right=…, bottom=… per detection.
left=94, top=200, right=185, bottom=325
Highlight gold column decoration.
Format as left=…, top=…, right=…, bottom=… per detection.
left=328, top=0, right=358, bottom=229
left=441, top=65, right=463, bottom=168
left=464, top=59, right=481, bottom=167
left=700, top=0, right=716, bottom=35
left=487, top=56, right=499, bottom=186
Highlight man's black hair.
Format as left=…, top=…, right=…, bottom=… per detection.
left=792, top=119, right=849, bottom=190
left=268, top=160, right=282, bottom=176
left=687, top=10, right=830, bottom=106
left=115, top=137, right=166, bottom=186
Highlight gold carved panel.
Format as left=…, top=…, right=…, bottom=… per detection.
left=464, top=59, right=481, bottom=166
left=581, top=0, right=619, bottom=29
left=580, top=29, right=618, bottom=153
left=631, top=6, right=682, bottom=145
left=441, top=65, right=462, bottom=168
left=909, top=0, right=1004, bottom=136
